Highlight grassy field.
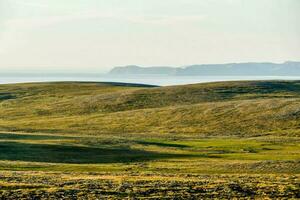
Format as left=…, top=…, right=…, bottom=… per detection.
left=0, top=81, right=299, bottom=199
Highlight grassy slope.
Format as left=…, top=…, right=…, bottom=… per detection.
left=0, top=80, right=299, bottom=137
left=0, top=80, right=299, bottom=198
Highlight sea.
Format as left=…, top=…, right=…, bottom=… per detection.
left=0, top=74, right=300, bottom=86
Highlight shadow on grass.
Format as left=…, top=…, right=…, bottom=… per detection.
left=0, top=93, right=16, bottom=101
left=136, top=141, right=189, bottom=148
left=0, top=141, right=183, bottom=164
left=0, top=133, right=72, bottom=140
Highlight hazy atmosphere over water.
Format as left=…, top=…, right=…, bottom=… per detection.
left=0, top=0, right=300, bottom=73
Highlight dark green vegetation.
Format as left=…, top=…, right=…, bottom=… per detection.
left=0, top=81, right=299, bottom=199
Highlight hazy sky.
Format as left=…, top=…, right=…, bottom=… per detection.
left=0, top=0, right=299, bottom=73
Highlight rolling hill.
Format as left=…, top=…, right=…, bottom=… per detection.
left=0, top=80, right=299, bottom=137
left=0, top=80, right=299, bottom=199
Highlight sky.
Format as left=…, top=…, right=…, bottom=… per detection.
left=0, top=0, right=299, bottom=73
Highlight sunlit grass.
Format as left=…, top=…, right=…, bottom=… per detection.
left=0, top=81, right=299, bottom=198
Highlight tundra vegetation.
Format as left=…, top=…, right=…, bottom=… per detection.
left=0, top=81, right=299, bottom=199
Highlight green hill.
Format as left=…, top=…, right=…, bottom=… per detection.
left=0, top=80, right=299, bottom=199
left=0, top=80, right=299, bottom=137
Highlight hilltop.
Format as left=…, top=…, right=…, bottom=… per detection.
left=0, top=80, right=299, bottom=138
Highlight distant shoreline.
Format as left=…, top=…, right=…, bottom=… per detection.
left=109, top=61, right=300, bottom=76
